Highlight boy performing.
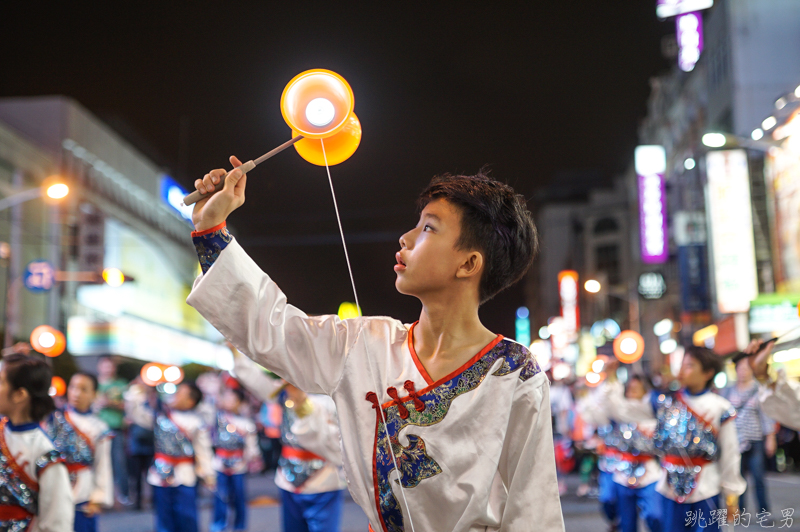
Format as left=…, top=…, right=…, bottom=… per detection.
left=187, top=158, right=565, bottom=531
left=44, top=372, right=114, bottom=532
left=211, top=386, right=260, bottom=532
left=125, top=381, right=215, bottom=532
left=602, top=348, right=745, bottom=532
left=234, top=350, right=347, bottom=532
left=0, top=354, right=74, bottom=532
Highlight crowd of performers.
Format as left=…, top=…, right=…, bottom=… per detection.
left=0, top=345, right=348, bottom=532
left=566, top=339, right=800, bottom=532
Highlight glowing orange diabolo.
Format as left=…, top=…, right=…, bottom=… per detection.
left=613, top=330, right=645, bottom=364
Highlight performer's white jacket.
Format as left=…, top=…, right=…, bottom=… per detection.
left=212, top=409, right=260, bottom=476
left=233, top=353, right=347, bottom=494
left=44, top=409, right=114, bottom=507
left=602, top=381, right=746, bottom=503
left=1, top=420, right=74, bottom=532
left=759, top=373, right=800, bottom=431
left=188, top=238, right=564, bottom=532
left=577, top=391, right=661, bottom=488
left=124, top=385, right=215, bottom=488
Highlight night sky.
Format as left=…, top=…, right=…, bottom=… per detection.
left=1, top=3, right=672, bottom=336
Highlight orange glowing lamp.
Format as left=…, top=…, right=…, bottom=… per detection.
left=141, top=363, right=184, bottom=387
left=585, top=371, right=606, bottom=388
left=613, top=330, right=645, bottom=364
left=30, top=325, right=66, bottom=357
left=183, top=68, right=362, bottom=206
left=50, top=376, right=66, bottom=397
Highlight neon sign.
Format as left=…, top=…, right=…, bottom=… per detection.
left=676, top=12, right=703, bottom=72
left=635, top=146, right=668, bottom=264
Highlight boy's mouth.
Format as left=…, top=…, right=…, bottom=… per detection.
left=394, top=252, right=407, bottom=272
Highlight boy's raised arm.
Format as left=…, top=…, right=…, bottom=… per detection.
left=187, top=158, right=353, bottom=395
left=498, top=376, right=565, bottom=532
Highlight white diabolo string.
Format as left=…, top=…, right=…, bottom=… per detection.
left=320, top=138, right=417, bottom=532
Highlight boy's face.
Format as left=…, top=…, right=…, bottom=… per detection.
left=68, top=374, right=96, bottom=412
left=171, top=384, right=195, bottom=411
left=0, top=367, right=15, bottom=417
left=220, top=389, right=241, bottom=413
left=678, top=354, right=714, bottom=390
left=625, top=379, right=646, bottom=400
left=395, top=198, right=481, bottom=299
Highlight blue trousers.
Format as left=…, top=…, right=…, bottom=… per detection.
left=598, top=470, right=618, bottom=524
left=740, top=440, right=770, bottom=513
left=280, top=489, right=344, bottom=532
left=74, top=504, right=97, bottom=532
left=212, top=472, right=247, bottom=531
left=616, top=482, right=661, bottom=532
left=153, top=485, right=198, bottom=532
left=660, top=493, right=723, bottom=532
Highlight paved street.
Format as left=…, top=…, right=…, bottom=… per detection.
left=98, top=472, right=800, bottom=531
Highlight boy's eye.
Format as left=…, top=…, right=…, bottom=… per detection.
left=423, top=224, right=433, bottom=232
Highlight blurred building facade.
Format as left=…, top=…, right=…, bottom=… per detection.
left=0, top=96, right=231, bottom=371
left=532, top=0, right=800, bottom=382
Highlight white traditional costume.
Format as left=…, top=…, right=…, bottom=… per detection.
left=758, top=373, right=800, bottom=431
left=603, top=382, right=745, bottom=531
left=188, top=229, right=564, bottom=532
left=0, top=418, right=73, bottom=532
left=124, top=385, right=214, bottom=532
left=43, top=408, right=113, bottom=531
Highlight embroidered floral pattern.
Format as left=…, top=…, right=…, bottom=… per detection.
left=153, top=413, right=195, bottom=482
left=45, top=411, right=95, bottom=485
left=370, top=339, right=541, bottom=532
left=193, top=227, right=233, bottom=274
left=277, top=398, right=326, bottom=489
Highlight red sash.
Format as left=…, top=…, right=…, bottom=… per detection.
left=0, top=419, right=39, bottom=492
left=616, top=452, right=655, bottom=463
left=281, top=446, right=324, bottom=461
left=215, top=448, right=244, bottom=459
left=0, top=505, right=33, bottom=521
left=662, top=455, right=712, bottom=467
left=155, top=453, right=194, bottom=465
left=63, top=411, right=95, bottom=454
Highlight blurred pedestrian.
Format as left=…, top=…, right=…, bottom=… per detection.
left=211, top=386, right=259, bottom=532
left=0, top=354, right=74, bottom=531
left=95, top=356, right=130, bottom=506
left=44, top=372, right=114, bottom=532
left=126, top=377, right=155, bottom=510
left=723, top=351, right=776, bottom=517
left=257, top=401, right=282, bottom=472
left=126, top=381, right=215, bottom=532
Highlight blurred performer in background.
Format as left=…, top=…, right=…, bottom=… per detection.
left=44, top=372, right=114, bottom=532
left=0, top=354, right=74, bottom=532
left=211, top=386, right=260, bottom=532
left=233, top=349, right=347, bottom=532
left=602, top=348, right=745, bottom=532
left=125, top=381, right=215, bottom=532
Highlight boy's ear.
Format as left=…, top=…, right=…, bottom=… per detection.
left=11, top=387, right=29, bottom=405
left=456, top=251, right=484, bottom=280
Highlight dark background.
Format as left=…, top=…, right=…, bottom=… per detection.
left=0, top=2, right=672, bottom=335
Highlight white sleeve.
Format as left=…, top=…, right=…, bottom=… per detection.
left=602, top=381, right=656, bottom=424
left=192, top=422, right=215, bottom=488
left=717, top=417, right=747, bottom=497
left=36, top=462, right=74, bottom=532
left=759, top=375, right=800, bottom=431
left=233, top=352, right=286, bottom=402
left=124, top=385, right=154, bottom=429
left=290, top=397, right=343, bottom=466
left=576, top=392, right=610, bottom=427
left=90, top=435, right=114, bottom=507
left=187, top=240, right=360, bottom=395
left=244, top=425, right=261, bottom=466
left=498, top=376, right=565, bottom=532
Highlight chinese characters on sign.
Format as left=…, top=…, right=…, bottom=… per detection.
left=23, top=260, right=55, bottom=293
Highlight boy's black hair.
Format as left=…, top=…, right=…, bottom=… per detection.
left=2, top=354, right=56, bottom=421
left=684, top=346, right=723, bottom=388
left=226, top=387, right=246, bottom=403
left=70, top=371, right=99, bottom=392
left=183, top=382, right=204, bottom=408
left=417, top=170, right=539, bottom=303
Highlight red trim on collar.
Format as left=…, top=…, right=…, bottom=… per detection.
left=191, top=221, right=227, bottom=237
left=405, top=321, right=504, bottom=393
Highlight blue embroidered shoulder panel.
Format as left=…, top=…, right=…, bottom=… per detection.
left=369, top=339, right=541, bottom=532
left=193, top=226, right=232, bottom=275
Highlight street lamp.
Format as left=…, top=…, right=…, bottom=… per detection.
left=584, top=279, right=601, bottom=293
left=0, top=176, right=70, bottom=212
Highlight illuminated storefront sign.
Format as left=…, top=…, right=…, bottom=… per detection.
left=635, top=145, right=668, bottom=264
left=706, top=150, right=758, bottom=314
left=638, top=272, right=667, bottom=299
left=656, top=0, right=713, bottom=19
left=160, top=175, right=193, bottom=221
left=676, top=12, right=703, bottom=72
left=749, top=294, right=800, bottom=334
left=558, top=270, right=580, bottom=335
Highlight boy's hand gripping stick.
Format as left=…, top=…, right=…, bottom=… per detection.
left=182, top=136, right=304, bottom=207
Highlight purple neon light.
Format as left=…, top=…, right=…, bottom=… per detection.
left=638, top=172, right=668, bottom=264
left=676, top=12, right=703, bottom=72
